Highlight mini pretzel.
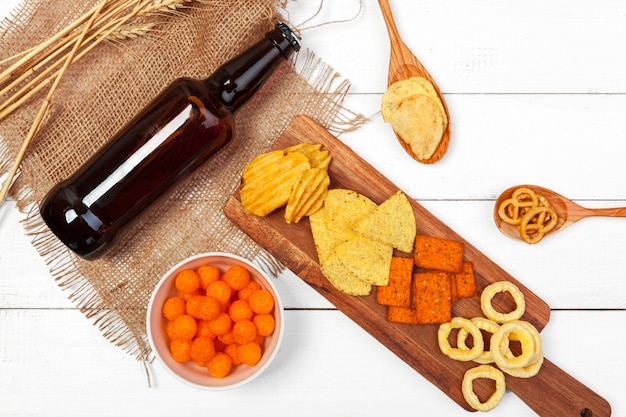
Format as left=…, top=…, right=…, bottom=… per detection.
left=519, top=206, right=557, bottom=244
left=498, top=187, right=538, bottom=226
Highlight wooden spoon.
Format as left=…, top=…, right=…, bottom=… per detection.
left=494, top=184, right=626, bottom=242
left=377, top=0, right=451, bottom=164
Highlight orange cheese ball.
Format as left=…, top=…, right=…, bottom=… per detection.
left=162, top=296, right=186, bottom=321
left=238, top=280, right=261, bottom=301
left=228, top=299, right=254, bottom=322
left=207, top=352, right=233, bottom=379
left=248, top=289, right=275, bottom=314
left=166, top=314, right=197, bottom=341
left=233, top=319, right=257, bottom=345
left=196, top=265, right=220, bottom=289
left=207, top=312, right=232, bottom=336
left=253, top=313, right=275, bottom=336
left=239, top=341, right=262, bottom=366
left=217, top=331, right=237, bottom=346
left=222, top=265, right=251, bottom=291
left=224, top=343, right=241, bottom=366
left=195, top=319, right=216, bottom=339
left=175, top=269, right=201, bottom=294
left=186, top=295, right=221, bottom=321
left=190, top=336, right=216, bottom=364
left=170, top=339, right=193, bottom=362
left=206, top=280, right=232, bottom=306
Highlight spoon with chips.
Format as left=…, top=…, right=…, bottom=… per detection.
left=494, top=184, right=626, bottom=243
left=377, top=0, right=451, bottom=164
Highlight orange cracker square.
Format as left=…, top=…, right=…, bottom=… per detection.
left=376, top=257, right=414, bottom=307
left=413, top=234, right=464, bottom=273
left=387, top=306, right=419, bottom=324
left=413, top=271, right=452, bottom=324
left=452, top=262, right=476, bottom=300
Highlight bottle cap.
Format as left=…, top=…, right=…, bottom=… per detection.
left=274, top=22, right=301, bottom=52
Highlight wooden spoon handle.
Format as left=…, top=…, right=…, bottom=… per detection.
left=377, top=0, right=402, bottom=48
left=569, top=205, right=626, bottom=222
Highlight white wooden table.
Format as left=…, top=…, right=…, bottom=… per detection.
left=1, top=1, right=625, bottom=416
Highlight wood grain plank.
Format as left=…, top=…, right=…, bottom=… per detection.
left=224, top=114, right=611, bottom=415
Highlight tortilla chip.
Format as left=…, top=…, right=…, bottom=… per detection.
left=413, top=271, right=452, bottom=324
left=413, top=234, right=464, bottom=273
left=335, top=236, right=393, bottom=286
left=376, top=257, right=414, bottom=307
left=352, top=191, right=416, bottom=253
left=322, top=189, right=377, bottom=234
left=320, top=252, right=372, bottom=296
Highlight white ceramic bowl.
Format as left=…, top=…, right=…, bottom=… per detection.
left=146, top=252, right=284, bottom=390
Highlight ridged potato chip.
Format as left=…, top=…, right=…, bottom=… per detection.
left=284, top=167, right=330, bottom=224
left=240, top=151, right=310, bottom=216
left=285, top=142, right=331, bottom=170
left=241, top=150, right=286, bottom=185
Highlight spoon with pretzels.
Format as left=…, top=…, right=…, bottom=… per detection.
left=494, top=184, right=626, bottom=243
left=377, top=0, right=451, bottom=164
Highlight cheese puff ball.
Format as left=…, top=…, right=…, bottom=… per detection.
left=218, top=331, right=237, bottom=346
left=228, top=299, right=254, bottom=322
left=222, top=265, right=250, bottom=291
left=196, top=265, right=220, bottom=289
left=224, top=343, right=241, bottom=366
left=206, top=280, right=232, bottom=306
left=186, top=295, right=220, bottom=321
left=207, top=312, right=232, bottom=336
left=238, top=280, right=261, bottom=301
left=170, top=339, right=192, bottom=362
left=175, top=269, right=201, bottom=294
left=239, top=342, right=262, bottom=366
left=195, top=319, right=216, bottom=339
left=253, top=313, right=275, bottom=336
left=207, top=352, right=233, bottom=379
left=162, top=296, right=186, bottom=320
left=248, top=289, right=275, bottom=314
left=233, top=320, right=257, bottom=345
left=166, top=314, right=197, bottom=341
left=190, top=336, right=216, bottom=364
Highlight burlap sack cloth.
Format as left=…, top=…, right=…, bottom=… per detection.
left=0, top=0, right=364, bottom=369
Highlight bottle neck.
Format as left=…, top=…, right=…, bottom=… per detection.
left=207, top=23, right=301, bottom=112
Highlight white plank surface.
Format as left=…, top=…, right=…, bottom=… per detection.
left=1, top=1, right=625, bottom=416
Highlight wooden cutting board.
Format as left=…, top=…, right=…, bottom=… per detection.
left=224, top=114, right=611, bottom=416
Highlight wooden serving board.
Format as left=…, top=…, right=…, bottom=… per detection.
left=224, top=115, right=611, bottom=416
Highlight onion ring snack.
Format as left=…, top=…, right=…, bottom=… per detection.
left=491, top=321, right=536, bottom=369
left=462, top=365, right=506, bottom=412
left=480, top=281, right=525, bottom=323
left=457, top=317, right=502, bottom=364
left=438, top=317, right=484, bottom=361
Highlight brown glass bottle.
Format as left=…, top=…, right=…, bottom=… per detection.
left=40, top=23, right=300, bottom=260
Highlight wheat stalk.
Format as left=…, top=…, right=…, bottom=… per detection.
left=0, top=0, right=198, bottom=205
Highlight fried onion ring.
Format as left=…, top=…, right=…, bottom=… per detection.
left=457, top=317, right=501, bottom=364
left=480, top=281, right=526, bottom=323
left=491, top=321, right=536, bottom=369
left=438, top=317, right=484, bottom=361
left=462, top=365, right=506, bottom=412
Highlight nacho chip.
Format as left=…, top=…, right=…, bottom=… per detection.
left=320, top=252, right=372, bottom=296
left=413, top=271, right=452, bottom=324
left=322, top=189, right=377, bottom=234
left=335, top=236, right=393, bottom=286
left=376, top=257, right=414, bottom=307
left=352, top=191, right=416, bottom=253
left=414, top=234, right=464, bottom=273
